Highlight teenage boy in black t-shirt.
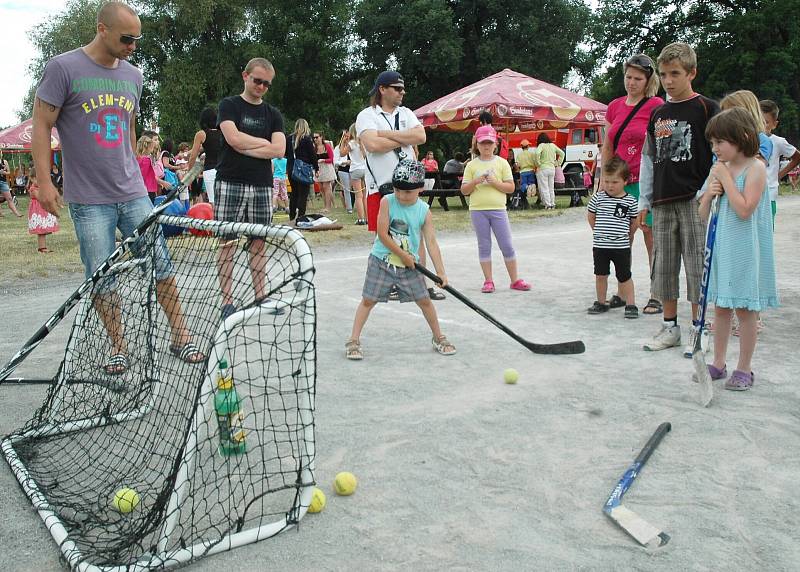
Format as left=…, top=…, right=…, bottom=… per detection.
left=215, top=57, right=286, bottom=319
left=638, top=42, right=719, bottom=355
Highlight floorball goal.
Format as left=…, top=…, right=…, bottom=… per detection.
left=1, top=212, right=316, bottom=571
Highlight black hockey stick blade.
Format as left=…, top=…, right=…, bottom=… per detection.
left=603, top=422, right=671, bottom=548
left=0, top=162, right=203, bottom=384
left=415, top=264, right=585, bottom=355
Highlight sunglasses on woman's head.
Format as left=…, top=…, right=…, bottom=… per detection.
left=626, top=55, right=654, bottom=76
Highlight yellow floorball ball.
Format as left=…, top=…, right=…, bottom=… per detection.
left=308, top=487, right=326, bottom=513
left=112, top=487, right=140, bottom=514
left=503, top=368, right=519, bottom=384
left=333, top=472, right=358, bottom=496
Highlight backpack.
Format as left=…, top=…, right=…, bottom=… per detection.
left=164, top=168, right=180, bottom=190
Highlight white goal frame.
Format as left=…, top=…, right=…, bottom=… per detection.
left=1, top=218, right=316, bottom=572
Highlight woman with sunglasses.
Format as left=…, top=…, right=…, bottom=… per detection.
left=602, top=53, right=664, bottom=315
left=313, top=131, right=336, bottom=212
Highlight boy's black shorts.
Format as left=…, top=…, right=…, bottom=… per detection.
left=593, top=247, right=632, bottom=282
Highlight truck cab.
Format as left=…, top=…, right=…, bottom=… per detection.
left=507, top=126, right=604, bottom=186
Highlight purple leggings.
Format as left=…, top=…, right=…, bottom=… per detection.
left=470, top=209, right=516, bottom=262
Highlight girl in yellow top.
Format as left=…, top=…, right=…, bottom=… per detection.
left=535, top=132, right=565, bottom=209
left=461, top=125, right=531, bottom=293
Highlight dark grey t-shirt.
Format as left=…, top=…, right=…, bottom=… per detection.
left=35, top=48, right=146, bottom=204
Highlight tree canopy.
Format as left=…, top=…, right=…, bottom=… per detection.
left=19, top=0, right=800, bottom=145
left=589, top=0, right=800, bottom=142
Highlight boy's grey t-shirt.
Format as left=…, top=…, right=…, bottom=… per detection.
left=35, top=48, right=147, bottom=204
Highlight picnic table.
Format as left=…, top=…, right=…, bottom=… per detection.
left=420, top=172, right=467, bottom=211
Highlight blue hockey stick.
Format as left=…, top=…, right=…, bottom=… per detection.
left=693, top=196, right=721, bottom=406
left=603, top=422, right=672, bottom=547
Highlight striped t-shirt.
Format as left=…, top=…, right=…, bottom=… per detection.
left=588, top=191, right=638, bottom=248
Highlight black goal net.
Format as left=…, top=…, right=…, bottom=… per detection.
left=2, top=214, right=317, bottom=570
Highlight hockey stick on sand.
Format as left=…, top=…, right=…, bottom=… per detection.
left=0, top=162, right=203, bottom=384
left=603, top=422, right=671, bottom=548
left=692, top=196, right=721, bottom=407
left=415, top=264, right=585, bottom=355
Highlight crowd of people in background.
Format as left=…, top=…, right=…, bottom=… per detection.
left=5, top=0, right=791, bottom=390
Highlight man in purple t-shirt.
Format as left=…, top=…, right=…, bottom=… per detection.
left=31, top=1, right=204, bottom=375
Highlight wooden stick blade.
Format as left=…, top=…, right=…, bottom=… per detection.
left=693, top=352, right=713, bottom=407
left=605, top=505, right=670, bottom=548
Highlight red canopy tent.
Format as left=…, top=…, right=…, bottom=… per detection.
left=0, top=118, right=60, bottom=151
left=414, top=68, right=606, bottom=133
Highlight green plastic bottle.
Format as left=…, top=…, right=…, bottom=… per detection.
left=214, top=359, right=247, bottom=456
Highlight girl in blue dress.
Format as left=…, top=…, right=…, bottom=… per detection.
left=700, top=108, right=779, bottom=391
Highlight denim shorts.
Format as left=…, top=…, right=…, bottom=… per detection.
left=69, top=195, right=174, bottom=286
left=0, top=180, right=10, bottom=193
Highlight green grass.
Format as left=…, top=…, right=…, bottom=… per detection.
left=0, top=193, right=578, bottom=281
left=0, top=195, right=84, bottom=280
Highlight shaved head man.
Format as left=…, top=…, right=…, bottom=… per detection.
left=31, top=1, right=204, bottom=376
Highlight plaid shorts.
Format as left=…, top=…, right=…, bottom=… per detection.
left=213, top=179, right=273, bottom=226
left=362, top=254, right=429, bottom=302
left=651, top=198, right=705, bottom=303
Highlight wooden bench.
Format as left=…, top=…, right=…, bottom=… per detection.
left=419, top=172, right=467, bottom=211
left=419, top=188, right=468, bottom=211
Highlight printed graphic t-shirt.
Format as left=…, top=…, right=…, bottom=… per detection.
left=35, top=48, right=146, bottom=204
left=370, top=194, right=429, bottom=266
left=463, top=156, right=514, bottom=211
left=644, top=94, right=719, bottom=205
left=588, top=191, right=639, bottom=248
left=216, top=95, right=284, bottom=187
left=605, top=96, right=664, bottom=182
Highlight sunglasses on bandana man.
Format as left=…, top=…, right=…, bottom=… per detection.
left=626, top=55, right=654, bottom=77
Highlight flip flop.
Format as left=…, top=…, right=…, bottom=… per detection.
left=642, top=298, right=663, bottom=315
left=103, top=353, right=129, bottom=376
left=169, top=342, right=206, bottom=364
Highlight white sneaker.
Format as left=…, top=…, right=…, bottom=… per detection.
left=683, top=326, right=710, bottom=358
left=643, top=323, right=681, bottom=351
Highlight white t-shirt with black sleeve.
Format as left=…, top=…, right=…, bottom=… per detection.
left=355, top=105, right=421, bottom=195
left=588, top=191, right=639, bottom=249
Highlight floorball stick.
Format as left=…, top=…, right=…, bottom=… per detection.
left=0, top=162, right=204, bottom=385
left=693, top=195, right=721, bottom=407
left=603, top=422, right=671, bottom=548
left=415, top=264, right=586, bottom=355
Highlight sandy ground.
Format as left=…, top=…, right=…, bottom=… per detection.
left=1, top=198, right=799, bottom=572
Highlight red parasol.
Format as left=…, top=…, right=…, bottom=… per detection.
left=0, top=118, right=60, bottom=151
left=414, top=68, right=606, bottom=133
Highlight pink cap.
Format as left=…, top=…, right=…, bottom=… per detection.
left=475, top=125, right=497, bottom=143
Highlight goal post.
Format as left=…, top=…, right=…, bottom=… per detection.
left=1, top=213, right=317, bottom=571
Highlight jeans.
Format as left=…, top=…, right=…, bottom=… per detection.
left=69, top=195, right=173, bottom=287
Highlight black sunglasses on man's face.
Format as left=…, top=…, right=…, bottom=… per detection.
left=119, top=33, right=143, bottom=45
left=250, top=77, right=272, bottom=88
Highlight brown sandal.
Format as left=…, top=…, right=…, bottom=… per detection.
left=345, top=339, right=363, bottom=360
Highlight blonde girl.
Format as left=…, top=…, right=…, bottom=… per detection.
left=348, top=123, right=368, bottom=225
